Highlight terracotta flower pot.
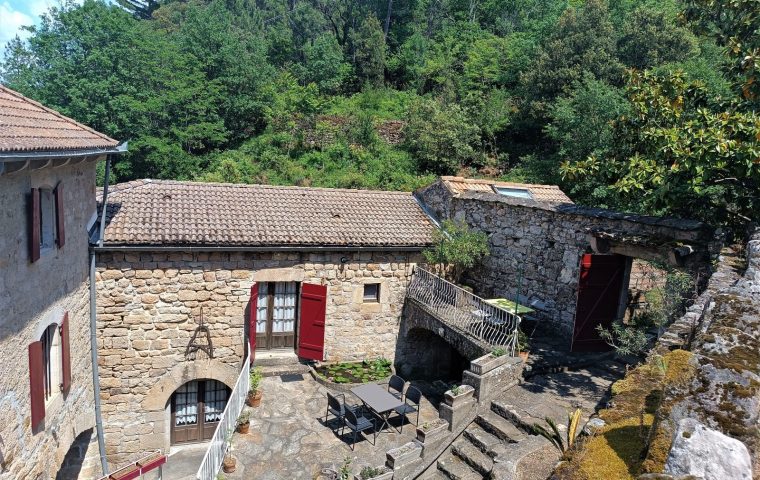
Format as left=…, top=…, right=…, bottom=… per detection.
left=246, top=390, right=262, bottom=407
left=236, top=422, right=250, bottom=434
left=222, top=455, right=236, bottom=473
left=519, top=351, right=529, bottom=362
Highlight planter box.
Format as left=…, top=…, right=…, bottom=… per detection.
left=416, top=418, right=448, bottom=443
left=308, top=363, right=395, bottom=394
left=470, top=353, right=510, bottom=375
left=444, top=384, right=475, bottom=406
left=353, top=467, right=393, bottom=480
left=386, top=441, right=422, bottom=468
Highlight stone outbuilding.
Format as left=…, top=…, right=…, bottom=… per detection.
left=0, top=85, right=124, bottom=479
left=93, top=179, right=437, bottom=462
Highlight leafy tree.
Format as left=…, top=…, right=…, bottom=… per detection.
left=423, top=220, right=490, bottom=283
left=618, top=7, right=699, bottom=70
left=403, top=98, right=481, bottom=174
left=300, top=33, right=351, bottom=94
left=352, top=14, right=387, bottom=88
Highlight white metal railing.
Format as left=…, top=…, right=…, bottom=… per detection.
left=196, top=352, right=251, bottom=480
left=407, top=267, right=521, bottom=356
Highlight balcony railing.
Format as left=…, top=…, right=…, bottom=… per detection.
left=196, top=352, right=250, bottom=480
left=407, top=267, right=521, bottom=356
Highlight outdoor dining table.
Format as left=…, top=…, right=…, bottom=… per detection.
left=351, top=383, right=405, bottom=433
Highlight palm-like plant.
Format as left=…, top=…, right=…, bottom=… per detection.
left=531, top=408, right=582, bottom=455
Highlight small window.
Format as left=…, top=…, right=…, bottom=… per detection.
left=40, top=324, right=61, bottom=403
left=39, top=188, right=57, bottom=250
left=493, top=186, right=533, bottom=199
left=363, top=283, right=380, bottom=303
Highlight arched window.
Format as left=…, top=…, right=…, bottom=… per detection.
left=40, top=324, right=61, bottom=402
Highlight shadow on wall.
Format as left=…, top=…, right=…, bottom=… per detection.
left=56, top=428, right=95, bottom=480
left=394, top=326, right=469, bottom=381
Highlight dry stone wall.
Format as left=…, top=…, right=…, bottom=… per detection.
left=95, top=250, right=419, bottom=463
left=0, top=161, right=102, bottom=480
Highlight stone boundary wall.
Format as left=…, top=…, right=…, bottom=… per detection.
left=416, top=183, right=716, bottom=339
left=95, top=250, right=419, bottom=464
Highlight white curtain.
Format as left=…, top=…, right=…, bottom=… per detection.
left=204, top=380, right=227, bottom=422
left=175, top=381, right=198, bottom=426
left=256, top=283, right=269, bottom=334
left=272, top=282, right=297, bottom=333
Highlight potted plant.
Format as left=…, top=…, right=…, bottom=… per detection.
left=236, top=410, right=250, bottom=434
left=415, top=418, right=448, bottom=443
left=470, top=347, right=510, bottom=374
left=354, top=465, right=393, bottom=480
left=246, top=366, right=263, bottom=407
left=222, top=430, right=236, bottom=473
left=517, top=329, right=530, bottom=361
left=443, top=384, right=475, bottom=406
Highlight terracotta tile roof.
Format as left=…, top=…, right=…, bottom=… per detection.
left=100, top=180, right=437, bottom=248
left=0, top=84, right=119, bottom=153
left=441, top=176, right=573, bottom=203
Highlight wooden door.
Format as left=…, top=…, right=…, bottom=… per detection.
left=571, top=254, right=627, bottom=352
left=171, top=380, right=230, bottom=444
left=298, top=283, right=327, bottom=361
left=254, top=282, right=298, bottom=350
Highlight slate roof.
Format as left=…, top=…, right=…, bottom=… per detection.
left=441, top=176, right=573, bottom=203
left=100, top=180, right=437, bottom=248
left=0, top=84, right=119, bottom=153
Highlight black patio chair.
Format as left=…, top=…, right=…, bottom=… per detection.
left=341, top=406, right=377, bottom=451
left=387, top=374, right=406, bottom=401
left=324, top=392, right=360, bottom=430
left=393, top=385, right=421, bottom=432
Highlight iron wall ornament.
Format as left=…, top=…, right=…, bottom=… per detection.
left=186, top=307, right=214, bottom=360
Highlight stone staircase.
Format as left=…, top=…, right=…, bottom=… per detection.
left=252, top=350, right=310, bottom=377
left=431, top=401, right=546, bottom=480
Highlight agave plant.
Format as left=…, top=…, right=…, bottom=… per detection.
left=531, top=408, right=582, bottom=455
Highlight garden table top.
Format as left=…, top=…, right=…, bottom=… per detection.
left=351, top=384, right=403, bottom=415
left=485, top=298, right=535, bottom=315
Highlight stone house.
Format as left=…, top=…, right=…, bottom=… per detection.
left=0, top=85, right=123, bottom=479
left=416, top=176, right=717, bottom=351
left=93, top=179, right=436, bottom=462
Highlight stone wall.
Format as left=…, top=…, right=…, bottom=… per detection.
left=95, top=250, right=420, bottom=463
left=0, top=160, right=102, bottom=480
left=416, top=183, right=715, bottom=340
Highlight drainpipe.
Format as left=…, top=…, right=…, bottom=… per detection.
left=90, top=154, right=112, bottom=475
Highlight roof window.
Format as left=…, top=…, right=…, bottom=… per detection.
left=492, top=186, right=533, bottom=199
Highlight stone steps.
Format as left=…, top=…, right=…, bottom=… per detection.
left=476, top=411, right=526, bottom=443
left=463, top=424, right=502, bottom=453
left=491, top=399, right=565, bottom=433
left=452, top=438, right=494, bottom=476
left=252, top=349, right=301, bottom=367
left=258, top=363, right=311, bottom=378
left=437, top=453, right=483, bottom=480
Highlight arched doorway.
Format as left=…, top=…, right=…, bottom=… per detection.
left=170, top=379, right=230, bottom=445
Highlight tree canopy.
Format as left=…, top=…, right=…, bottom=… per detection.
left=1, top=0, right=756, bottom=233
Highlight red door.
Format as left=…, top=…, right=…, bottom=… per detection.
left=298, top=283, right=327, bottom=361
left=571, top=254, right=627, bottom=352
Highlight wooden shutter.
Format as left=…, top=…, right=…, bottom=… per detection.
left=28, top=342, right=45, bottom=430
left=298, top=283, right=327, bottom=361
left=54, top=182, right=65, bottom=248
left=60, top=312, right=71, bottom=394
left=30, top=188, right=40, bottom=262
left=249, top=283, right=259, bottom=362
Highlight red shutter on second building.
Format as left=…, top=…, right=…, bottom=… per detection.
left=249, top=283, right=259, bottom=362
left=30, top=188, right=40, bottom=262
left=28, top=342, right=45, bottom=430
left=54, top=182, right=65, bottom=248
left=298, top=283, right=327, bottom=361
left=60, top=312, right=71, bottom=393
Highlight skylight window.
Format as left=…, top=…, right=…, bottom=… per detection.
left=493, top=186, right=533, bottom=199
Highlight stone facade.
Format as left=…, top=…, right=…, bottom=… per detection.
left=95, top=249, right=420, bottom=463
left=416, top=181, right=716, bottom=339
left=0, top=159, right=103, bottom=480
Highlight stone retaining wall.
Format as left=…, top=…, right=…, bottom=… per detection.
left=95, top=250, right=420, bottom=463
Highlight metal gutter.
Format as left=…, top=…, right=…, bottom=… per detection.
left=0, top=142, right=128, bottom=161
left=92, top=244, right=429, bottom=253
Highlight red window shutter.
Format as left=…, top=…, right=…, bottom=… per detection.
left=28, top=341, right=45, bottom=430
left=298, top=283, right=327, bottom=361
left=30, top=188, right=40, bottom=262
left=54, top=182, right=65, bottom=248
left=249, top=283, right=259, bottom=362
left=60, top=312, right=71, bottom=393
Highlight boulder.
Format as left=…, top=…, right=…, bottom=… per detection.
left=664, top=419, right=752, bottom=480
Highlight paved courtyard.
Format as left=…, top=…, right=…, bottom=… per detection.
left=223, top=373, right=441, bottom=480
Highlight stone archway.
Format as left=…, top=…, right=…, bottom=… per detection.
left=395, top=326, right=470, bottom=380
